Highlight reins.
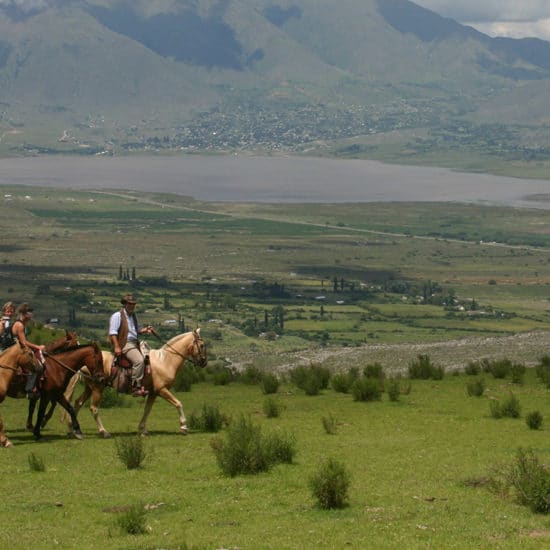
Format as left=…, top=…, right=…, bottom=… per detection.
left=43, top=344, right=100, bottom=379
left=0, top=362, right=20, bottom=372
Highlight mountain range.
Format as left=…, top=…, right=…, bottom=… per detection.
left=0, top=0, right=549, bottom=167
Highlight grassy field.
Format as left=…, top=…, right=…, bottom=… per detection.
left=1, top=369, right=550, bottom=549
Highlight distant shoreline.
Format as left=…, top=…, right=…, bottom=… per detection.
left=1, top=154, right=549, bottom=208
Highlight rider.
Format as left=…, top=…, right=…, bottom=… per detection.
left=10, top=303, right=46, bottom=396
left=108, top=293, right=154, bottom=397
left=0, top=301, right=15, bottom=350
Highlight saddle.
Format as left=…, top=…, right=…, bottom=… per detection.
left=109, top=353, right=150, bottom=394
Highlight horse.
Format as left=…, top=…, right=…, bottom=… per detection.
left=0, top=342, right=43, bottom=447
left=8, top=339, right=104, bottom=440
left=22, top=330, right=79, bottom=432
left=64, top=329, right=207, bottom=438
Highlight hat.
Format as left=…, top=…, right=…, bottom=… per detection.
left=121, top=293, right=138, bottom=305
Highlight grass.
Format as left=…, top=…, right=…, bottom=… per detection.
left=0, top=369, right=550, bottom=547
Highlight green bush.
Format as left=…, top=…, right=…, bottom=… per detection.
left=526, top=411, right=543, bottom=430
left=488, top=359, right=512, bottom=379
left=386, top=378, right=401, bottom=402
left=507, top=448, right=550, bottom=513
left=188, top=403, right=225, bottom=433
left=309, top=458, right=351, bottom=509
left=408, top=354, right=444, bottom=380
left=100, top=386, right=128, bottom=408
left=261, top=372, right=280, bottom=395
left=363, top=362, right=385, bottom=380
left=331, top=372, right=352, bottom=393
left=173, top=363, right=203, bottom=392
left=464, top=361, right=481, bottom=375
left=510, top=362, right=526, bottom=384
left=263, top=397, right=281, bottom=418
left=116, top=503, right=148, bottom=535
left=211, top=414, right=295, bottom=477
left=28, top=452, right=46, bottom=472
left=115, top=435, right=147, bottom=470
left=322, top=414, right=338, bottom=434
left=290, top=364, right=331, bottom=394
left=466, top=378, right=485, bottom=397
left=535, top=355, right=550, bottom=388
left=241, top=364, right=263, bottom=385
left=490, top=393, right=521, bottom=419
left=351, top=377, right=382, bottom=402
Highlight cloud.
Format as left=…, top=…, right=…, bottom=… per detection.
left=0, top=0, right=55, bottom=11
left=414, top=1, right=549, bottom=23
left=472, top=18, right=550, bottom=41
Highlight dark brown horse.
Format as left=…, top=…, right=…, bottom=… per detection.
left=8, top=339, right=103, bottom=440
left=0, top=342, right=42, bottom=447
left=21, top=331, right=80, bottom=431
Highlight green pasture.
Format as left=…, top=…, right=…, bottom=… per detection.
left=2, top=185, right=550, bottom=361
left=2, top=370, right=550, bottom=548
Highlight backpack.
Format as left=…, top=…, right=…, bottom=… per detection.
left=0, top=319, right=15, bottom=350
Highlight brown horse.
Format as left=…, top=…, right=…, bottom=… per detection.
left=22, top=331, right=80, bottom=430
left=0, top=342, right=42, bottom=447
left=65, top=329, right=207, bottom=438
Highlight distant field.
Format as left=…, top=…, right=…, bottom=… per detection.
left=1, top=184, right=550, bottom=372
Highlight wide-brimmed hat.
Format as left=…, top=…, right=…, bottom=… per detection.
left=121, top=293, right=138, bottom=305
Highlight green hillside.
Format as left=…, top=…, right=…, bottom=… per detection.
left=0, top=0, right=549, bottom=175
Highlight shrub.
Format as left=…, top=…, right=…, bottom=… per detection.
left=351, top=377, right=382, bottom=402
left=28, top=452, right=46, bottom=472
left=322, top=414, right=338, bottom=434
left=386, top=378, right=401, bottom=402
left=331, top=372, right=352, bottom=393
left=261, top=372, right=280, bottom=395
left=188, top=403, right=225, bottom=432
left=263, top=397, right=281, bottom=418
left=264, top=430, right=296, bottom=464
left=511, top=362, right=526, bottom=384
left=489, top=359, right=512, bottom=379
left=363, top=362, right=385, bottom=380
left=290, top=364, right=331, bottom=394
left=100, top=386, right=127, bottom=408
left=408, top=354, right=444, bottom=380
left=116, top=503, right=148, bottom=535
left=173, top=363, right=203, bottom=392
left=115, top=435, right=147, bottom=470
left=241, top=364, right=263, bottom=385
left=464, top=361, right=481, bottom=375
left=211, top=414, right=294, bottom=477
left=309, top=458, right=351, bottom=509
left=466, top=378, right=485, bottom=397
left=490, top=393, right=521, bottom=419
left=526, top=411, right=543, bottom=430
left=536, top=355, right=550, bottom=388
left=506, top=448, right=550, bottom=513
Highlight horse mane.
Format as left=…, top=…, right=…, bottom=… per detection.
left=154, top=331, right=194, bottom=362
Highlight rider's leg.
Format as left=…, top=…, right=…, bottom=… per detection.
left=122, top=342, right=147, bottom=395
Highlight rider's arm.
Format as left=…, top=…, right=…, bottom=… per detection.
left=108, top=311, right=122, bottom=355
left=12, top=321, right=45, bottom=352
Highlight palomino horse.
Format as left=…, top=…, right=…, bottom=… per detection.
left=9, top=340, right=104, bottom=440
left=0, top=342, right=42, bottom=447
left=65, top=329, right=207, bottom=438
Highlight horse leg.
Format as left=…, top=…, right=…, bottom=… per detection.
left=137, top=393, right=158, bottom=436
left=33, top=396, right=49, bottom=440
left=26, top=395, right=38, bottom=431
left=41, top=400, right=57, bottom=428
left=89, top=385, right=110, bottom=438
left=57, top=395, right=84, bottom=440
left=150, top=387, right=188, bottom=435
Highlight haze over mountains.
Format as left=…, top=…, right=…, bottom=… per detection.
left=0, top=0, right=549, bottom=166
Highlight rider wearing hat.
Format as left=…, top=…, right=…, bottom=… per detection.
left=108, top=293, right=154, bottom=397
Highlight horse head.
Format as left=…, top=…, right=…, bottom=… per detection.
left=45, top=330, right=79, bottom=354
left=190, top=328, right=207, bottom=368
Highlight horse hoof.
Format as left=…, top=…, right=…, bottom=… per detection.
left=180, top=428, right=188, bottom=436
left=2, top=440, right=13, bottom=448
left=74, top=432, right=84, bottom=441
left=26, top=424, right=34, bottom=432
left=100, top=431, right=111, bottom=439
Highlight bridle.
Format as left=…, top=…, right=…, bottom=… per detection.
left=163, top=333, right=207, bottom=367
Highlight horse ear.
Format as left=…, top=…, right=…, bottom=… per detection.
left=195, top=327, right=201, bottom=336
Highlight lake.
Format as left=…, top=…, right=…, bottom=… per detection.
left=1, top=154, right=549, bottom=207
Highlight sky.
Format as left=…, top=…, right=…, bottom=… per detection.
left=414, top=0, right=550, bottom=41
